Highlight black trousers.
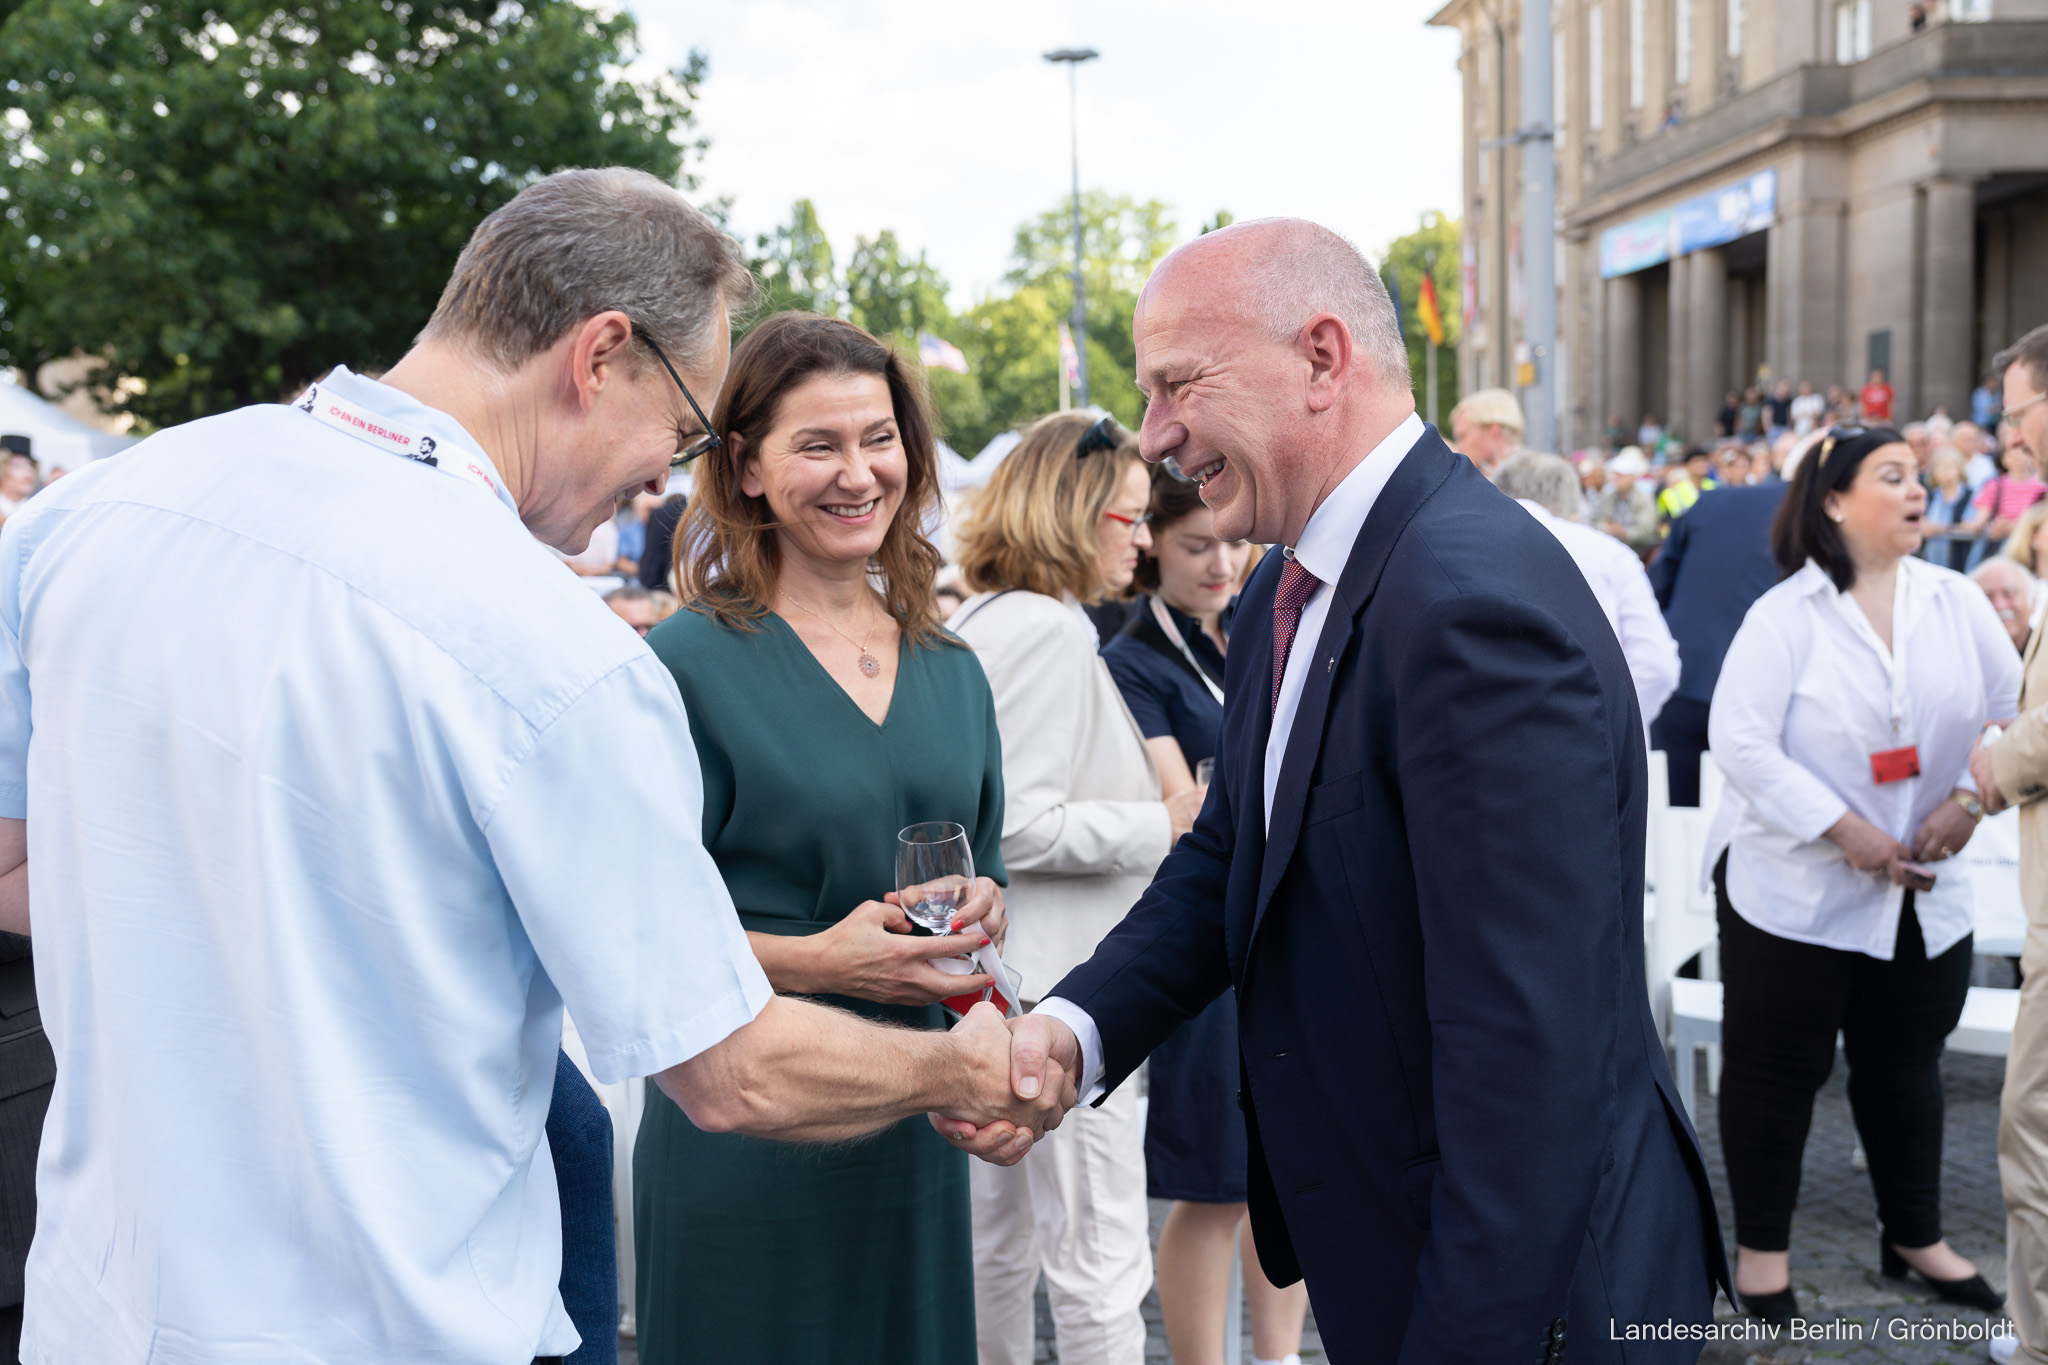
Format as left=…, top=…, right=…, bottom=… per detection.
left=1715, top=854, right=1972, bottom=1251
left=1650, top=696, right=1711, bottom=808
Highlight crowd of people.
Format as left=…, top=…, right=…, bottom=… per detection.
left=7, top=158, right=2048, bottom=1365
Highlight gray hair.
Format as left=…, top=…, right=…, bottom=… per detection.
left=1237, top=219, right=1412, bottom=393
left=419, top=167, right=758, bottom=372
left=1974, top=557, right=2035, bottom=588
left=1494, top=452, right=1585, bottom=519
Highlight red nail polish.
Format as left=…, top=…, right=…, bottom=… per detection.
left=980, top=936, right=992, bottom=947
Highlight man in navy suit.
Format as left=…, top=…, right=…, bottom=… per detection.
left=1646, top=482, right=1789, bottom=805
left=938, top=220, right=1726, bottom=1362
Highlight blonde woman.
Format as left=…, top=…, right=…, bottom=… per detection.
left=2005, top=500, right=2048, bottom=575
left=949, top=411, right=1204, bottom=1365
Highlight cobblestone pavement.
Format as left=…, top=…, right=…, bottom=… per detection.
left=1690, top=1043, right=2015, bottom=1365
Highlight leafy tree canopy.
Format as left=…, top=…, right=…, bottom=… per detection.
left=727, top=192, right=1174, bottom=458
left=748, top=197, right=837, bottom=320
left=1378, top=209, right=1463, bottom=428
left=948, top=190, right=1175, bottom=452
left=0, top=0, right=702, bottom=429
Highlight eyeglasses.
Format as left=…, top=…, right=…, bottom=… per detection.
left=1103, top=508, right=1152, bottom=528
left=632, top=324, right=722, bottom=469
left=2004, top=391, right=2047, bottom=427
left=1075, top=414, right=1123, bottom=460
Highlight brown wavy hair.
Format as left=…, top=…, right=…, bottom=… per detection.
left=952, top=411, right=1143, bottom=600
left=675, top=313, right=948, bottom=646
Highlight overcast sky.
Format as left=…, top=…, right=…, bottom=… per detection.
left=625, top=0, right=1465, bottom=307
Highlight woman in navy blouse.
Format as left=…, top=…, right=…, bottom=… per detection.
left=1100, top=472, right=1310, bottom=1365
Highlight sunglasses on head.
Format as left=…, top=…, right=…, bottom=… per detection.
left=1816, top=424, right=1869, bottom=470
left=1075, top=415, right=1123, bottom=460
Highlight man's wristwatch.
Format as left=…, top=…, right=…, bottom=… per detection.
left=1952, top=792, right=1986, bottom=821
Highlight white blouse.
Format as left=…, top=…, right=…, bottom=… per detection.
left=1708, top=556, right=2021, bottom=959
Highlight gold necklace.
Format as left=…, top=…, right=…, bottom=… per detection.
left=783, top=591, right=885, bottom=678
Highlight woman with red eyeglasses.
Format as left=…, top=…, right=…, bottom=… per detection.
left=948, top=409, right=1203, bottom=1365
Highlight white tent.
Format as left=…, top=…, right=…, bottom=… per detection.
left=934, top=431, right=1020, bottom=495
left=0, top=380, right=139, bottom=471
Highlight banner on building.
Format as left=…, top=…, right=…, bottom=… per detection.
left=1598, top=168, right=1778, bottom=278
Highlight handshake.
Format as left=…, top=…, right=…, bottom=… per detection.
left=927, top=1004, right=1086, bottom=1166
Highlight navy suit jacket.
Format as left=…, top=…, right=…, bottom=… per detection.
left=1051, top=429, right=1728, bottom=1364
left=1647, top=484, right=1786, bottom=706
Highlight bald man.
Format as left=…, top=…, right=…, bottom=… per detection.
left=942, top=219, right=1726, bottom=1362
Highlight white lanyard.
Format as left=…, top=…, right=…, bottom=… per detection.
left=1832, top=567, right=1913, bottom=742
left=1149, top=595, right=1226, bottom=707
left=294, top=381, right=508, bottom=506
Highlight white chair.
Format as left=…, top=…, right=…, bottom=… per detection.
left=1644, top=752, right=1724, bottom=1035
left=1668, top=981, right=2020, bottom=1124
left=1967, top=805, right=2028, bottom=958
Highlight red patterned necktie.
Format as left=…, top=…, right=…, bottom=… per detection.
left=1270, top=556, right=1323, bottom=716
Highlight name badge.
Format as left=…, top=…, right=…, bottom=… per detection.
left=1870, top=745, right=1921, bottom=785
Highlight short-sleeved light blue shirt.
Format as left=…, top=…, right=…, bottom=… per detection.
left=0, top=368, right=772, bottom=1364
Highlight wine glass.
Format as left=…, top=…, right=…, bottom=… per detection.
left=1194, top=758, right=1215, bottom=788
left=897, top=822, right=974, bottom=935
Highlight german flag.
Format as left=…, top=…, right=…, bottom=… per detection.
left=1417, top=271, right=1446, bottom=348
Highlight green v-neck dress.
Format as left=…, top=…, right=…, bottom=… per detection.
left=633, top=607, right=1006, bottom=1365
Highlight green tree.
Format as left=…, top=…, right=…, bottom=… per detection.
left=839, top=229, right=987, bottom=448
left=0, top=0, right=702, bottom=429
left=1378, top=210, right=1463, bottom=429
left=941, top=191, right=1176, bottom=454
left=844, top=230, right=949, bottom=340
left=748, top=198, right=838, bottom=320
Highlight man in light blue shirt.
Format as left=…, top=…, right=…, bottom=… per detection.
left=0, top=168, right=1069, bottom=1365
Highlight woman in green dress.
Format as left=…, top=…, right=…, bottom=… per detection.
left=634, top=313, right=1008, bottom=1365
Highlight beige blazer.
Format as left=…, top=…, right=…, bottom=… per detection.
left=1994, top=623, right=2048, bottom=926
left=949, top=590, right=1172, bottom=998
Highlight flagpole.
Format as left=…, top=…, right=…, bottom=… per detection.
left=1425, top=248, right=1439, bottom=429
left=1427, top=338, right=1438, bottom=430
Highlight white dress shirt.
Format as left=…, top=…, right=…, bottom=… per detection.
left=1037, top=413, right=1426, bottom=1098
left=0, top=368, right=772, bottom=1363
left=1513, top=498, right=1681, bottom=733
left=1708, top=555, right=2021, bottom=959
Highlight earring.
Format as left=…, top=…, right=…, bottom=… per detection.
left=1833, top=513, right=1846, bottom=523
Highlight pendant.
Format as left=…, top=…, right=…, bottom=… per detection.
left=859, top=652, right=881, bottom=679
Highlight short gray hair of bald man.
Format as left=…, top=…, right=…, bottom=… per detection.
left=1975, top=556, right=2036, bottom=589
left=1235, top=219, right=1413, bottom=392
left=420, top=166, right=757, bottom=374
left=1493, top=452, right=1586, bottom=520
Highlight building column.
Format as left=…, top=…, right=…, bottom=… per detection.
left=1775, top=200, right=1847, bottom=396
left=1605, top=272, right=1643, bottom=441
left=1667, top=253, right=1693, bottom=444
left=1922, top=177, right=1976, bottom=420
left=1688, top=247, right=1728, bottom=442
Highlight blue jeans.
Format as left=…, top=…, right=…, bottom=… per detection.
left=548, top=1050, right=617, bottom=1365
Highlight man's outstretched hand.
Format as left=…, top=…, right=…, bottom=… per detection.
left=930, top=1011, right=1083, bottom=1166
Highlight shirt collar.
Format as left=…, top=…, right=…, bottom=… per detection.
left=1794, top=553, right=1932, bottom=619
left=1289, top=412, right=1426, bottom=585
left=1514, top=497, right=1558, bottom=526
left=313, top=366, right=520, bottom=519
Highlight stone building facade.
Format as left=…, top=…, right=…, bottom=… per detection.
left=1427, top=0, right=2048, bottom=450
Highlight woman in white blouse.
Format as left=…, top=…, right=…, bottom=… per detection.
left=948, top=411, right=1205, bottom=1365
left=1710, top=425, right=2021, bottom=1326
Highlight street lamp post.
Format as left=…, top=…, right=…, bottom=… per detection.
left=1043, top=47, right=1098, bottom=409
